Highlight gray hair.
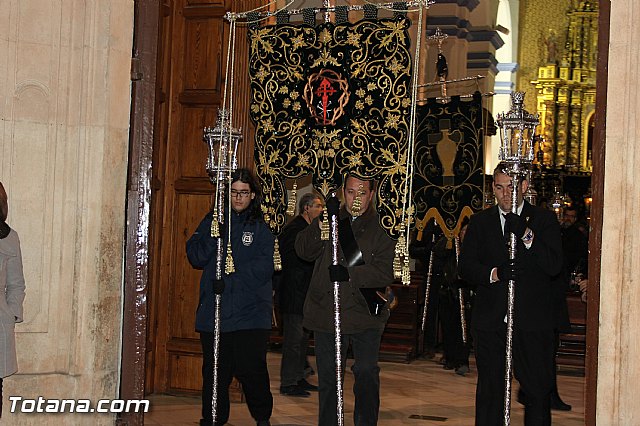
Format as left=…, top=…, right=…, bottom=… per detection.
left=298, top=192, right=321, bottom=215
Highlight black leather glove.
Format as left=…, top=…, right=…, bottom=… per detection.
left=497, top=259, right=523, bottom=282
left=329, top=264, right=350, bottom=282
left=504, top=212, right=527, bottom=239
left=213, top=278, right=225, bottom=295
left=326, top=195, right=340, bottom=217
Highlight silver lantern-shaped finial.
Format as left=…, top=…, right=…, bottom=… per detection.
left=496, top=92, right=539, bottom=175
left=203, top=108, right=242, bottom=184
left=203, top=107, right=243, bottom=238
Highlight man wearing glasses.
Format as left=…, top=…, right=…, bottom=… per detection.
left=187, top=168, right=274, bottom=426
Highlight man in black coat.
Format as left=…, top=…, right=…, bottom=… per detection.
left=278, top=192, right=324, bottom=397
left=459, top=163, right=563, bottom=426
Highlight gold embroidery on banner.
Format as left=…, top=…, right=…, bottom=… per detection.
left=249, top=18, right=413, bottom=238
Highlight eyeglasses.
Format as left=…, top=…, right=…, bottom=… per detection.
left=231, top=190, right=251, bottom=198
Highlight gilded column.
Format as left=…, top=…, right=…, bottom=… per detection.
left=542, top=99, right=557, bottom=166
left=568, top=88, right=583, bottom=169
left=555, top=86, right=570, bottom=166
left=581, top=90, right=596, bottom=172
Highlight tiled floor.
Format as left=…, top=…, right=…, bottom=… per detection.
left=145, top=352, right=585, bottom=425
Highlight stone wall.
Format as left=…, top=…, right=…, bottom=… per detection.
left=0, top=1, right=133, bottom=424
left=598, top=1, right=640, bottom=423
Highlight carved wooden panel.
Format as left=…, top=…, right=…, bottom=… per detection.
left=169, top=193, right=210, bottom=340
left=178, top=106, right=218, bottom=178
left=168, top=352, right=205, bottom=394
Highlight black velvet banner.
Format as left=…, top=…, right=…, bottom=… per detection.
left=248, top=16, right=413, bottom=238
left=413, top=92, right=486, bottom=239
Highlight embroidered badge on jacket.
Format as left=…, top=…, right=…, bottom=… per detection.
left=242, top=232, right=254, bottom=246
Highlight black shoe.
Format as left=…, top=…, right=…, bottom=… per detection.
left=455, top=365, right=469, bottom=376
left=298, top=378, right=318, bottom=391
left=200, top=420, right=213, bottom=426
left=550, top=395, right=572, bottom=411
left=304, top=364, right=315, bottom=377
left=257, top=420, right=271, bottom=426
left=280, top=385, right=310, bottom=397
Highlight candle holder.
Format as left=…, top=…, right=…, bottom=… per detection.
left=202, top=107, right=242, bottom=425
left=495, top=91, right=539, bottom=426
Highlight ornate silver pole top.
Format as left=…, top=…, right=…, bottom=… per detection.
left=496, top=92, right=539, bottom=175
left=203, top=108, right=242, bottom=183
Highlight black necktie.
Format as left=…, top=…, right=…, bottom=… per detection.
left=502, top=213, right=510, bottom=239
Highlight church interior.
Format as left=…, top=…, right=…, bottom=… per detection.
left=5, top=0, right=640, bottom=425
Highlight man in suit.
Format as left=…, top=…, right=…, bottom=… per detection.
left=278, top=192, right=324, bottom=397
left=459, top=163, right=563, bottom=426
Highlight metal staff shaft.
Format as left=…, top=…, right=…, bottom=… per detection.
left=454, top=236, right=467, bottom=344
left=503, top=176, right=519, bottom=426
left=419, top=229, right=436, bottom=355
left=211, top=234, right=224, bottom=423
left=323, top=0, right=331, bottom=23
left=330, top=209, right=344, bottom=426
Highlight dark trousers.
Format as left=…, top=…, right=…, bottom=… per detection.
left=280, top=313, right=310, bottom=387
left=315, top=328, right=383, bottom=426
left=551, top=330, right=562, bottom=398
left=424, top=275, right=441, bottom=352
left=439, top=290, right=469, bottom=367
left=200, top=329, right=273, bottom=425
left=473, top=327, right=555, bottom=426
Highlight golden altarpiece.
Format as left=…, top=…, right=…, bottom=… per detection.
left=532, top=1, right=598, bottom=172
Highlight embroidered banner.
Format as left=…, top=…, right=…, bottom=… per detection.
left=413, top=92, right=486, bottom=239
left=249, top=16, right=413, bottom=238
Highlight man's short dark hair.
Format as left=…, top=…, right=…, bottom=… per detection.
left=493, top=162, right=527, bottom=183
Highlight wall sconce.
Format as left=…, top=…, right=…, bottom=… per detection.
left=584, top=189, right=592, bottom=219
left=523, top=169, right=538, bottom=206
left=562, top=193, right=572, bottom=208
left=550, top=186, right=564, bottom=220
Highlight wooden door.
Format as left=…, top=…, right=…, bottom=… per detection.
left=147, top=0, right=261, bottom=395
